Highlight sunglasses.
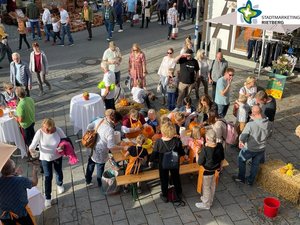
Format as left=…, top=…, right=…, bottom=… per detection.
left=133, top=49, right=138, bottom=51
left=167, top=52, right=173, bottom=54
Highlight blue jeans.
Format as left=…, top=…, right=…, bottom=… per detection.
left=85, top=157, right=105, bottom=187
left=60, top=24, right=74, bottom=45
left=30, top=21, right=41, bottom=39
left=168, top=24, right=174, bottom=38
left=104, top=20, right=113, bottom=39
left=238, top=148, right=265, bottom=185
left=44, top=24, right=54, bottom=41
left=41, top=157, right=63, bottom=200
left=217, top=104, right=229, bottom=118
left=167, top=92, right=176, bottom=110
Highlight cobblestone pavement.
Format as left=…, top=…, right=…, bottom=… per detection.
left=5, top=33, right=300, bottom=225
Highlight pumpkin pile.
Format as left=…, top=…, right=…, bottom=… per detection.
left=279, top=163, right=295, bottom=177
left=115, top=98, right=143, bottom=116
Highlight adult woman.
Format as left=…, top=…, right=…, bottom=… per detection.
left=150, top=121, right=185, bottom=202
left=29, top=42, right=51, bottom=96
left=239, top=76, right=257, bottom=106
left=196, top=95, right=217, bottom=123
left=157, top=48, right=176, bottom=105
left=195, top=49, right=209, bottom=97
left=29, top=118, right=66, bottom=208
left=128, top=43, right=147, bottom=88
left=121, top=109, right=146, bottom=139
left=207, top=109, right=227, bottom=146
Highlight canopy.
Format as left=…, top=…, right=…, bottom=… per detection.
left=0, top=143, right=17, bottom=171
left=206, top=12, right=300, bottom=77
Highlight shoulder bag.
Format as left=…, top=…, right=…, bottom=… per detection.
left=81, top=119, right=104, bottom=149
left=162, top=140, right=179, bottom=170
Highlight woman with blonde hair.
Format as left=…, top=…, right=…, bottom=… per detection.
left=150, top=121, right=185, bottom=202
left=195, top=49, right=209, bottom=97
left=29, top=118, right=67, bottom=208
left=128, top=43, right=147, bottom=88
left=196, top=95, right=217, bottom=123
left=239, top=76, right=257, bottom=106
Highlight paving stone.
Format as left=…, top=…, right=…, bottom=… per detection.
left=91, top=200, right=109, bottom=217
left=59, top=207, right=77, bottom=224
left=176, top=206, right=197, bottom=223
left=139, top=196, right=158, bottom=215
left=224, top=182, right=245, bottom=197
left=121, top=194, right=141, bottom=210
left=126, top=208, right=147, bottom=225
left=107, top=195, right=122, bottom=206
left=194, top=210, right=218, bottom=225
left=93, top=214, right=113, bottom=225
left=234, top=195, right=255, bottom=211
left=58, top=193, right=76, bottom=209
left=224, top=204, right=248, bottom=221
left=75, top=196, right=91, bottom=212
left=113, top=219, right=129, bottom=225
left=163, top=216, right=183, bottom=225
left=88, top=187, right=106, bottom=202
left=145, top=212, right=164, bottom=225
left=209, top=199, right=227, bottom=217
left=215, top=190, right=236, bottom=206
left=185, top=197, right=202, bottom=213
left=44, top=218, right=60, bottom=225
left=156, top=202, right=177, bottom=219
left=110, top=204, right=126, bottom=222
left=77, top=210, right=94, bottom=224
left=181, top=183, right=198, bottom=198
left=61, top=221, right=79, bottom=225
left=234, top=219, right=253, bottom=225
left=184, top=222, right=199, bottom=225
left=215, top=215, right=235, bottom=225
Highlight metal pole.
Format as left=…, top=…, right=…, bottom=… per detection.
left=204, top=0, right=210, bottom=56
left=258, top=29, right=266, bottom=79
left=194, top=0, right=201, bottom=52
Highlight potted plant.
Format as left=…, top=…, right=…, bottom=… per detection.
left=83, top=91, right=89, bottom=101
left=272, top=56, right=293, bottom=76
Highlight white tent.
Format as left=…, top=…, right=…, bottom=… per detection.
left=0, top=143, right=17, bottom=171
left=205, top=12, right=300, bottom=77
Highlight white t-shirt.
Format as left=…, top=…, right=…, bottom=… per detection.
left=131, top=87, right=146, bottom=104
left=239, top=85, right=257, bottom=106
left=102, top=48, right=121, bottom=72
left=157, top=56, right=176, bottom=77
left=60, top=9, right=69, bottom=24
left=42, top=8, right=52, bottom=25
left=29, top=127, right=66, bottom=161
left=52, top=22, right=60, bottom=32
left=237, top=103, right=251, bottom=123
left=101, top=71, right=116, bottom=99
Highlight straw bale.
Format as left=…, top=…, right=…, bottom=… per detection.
left=256, top=160, right=300, bottom=204
left=115, top=100, right=143, bottom=116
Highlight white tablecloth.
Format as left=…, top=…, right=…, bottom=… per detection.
left=70, top=93, right=105, bottom=135
left=0, top=109, right=27, bottom=157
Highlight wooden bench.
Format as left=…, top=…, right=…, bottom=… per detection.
left=116, top=160, right=229, bottom=186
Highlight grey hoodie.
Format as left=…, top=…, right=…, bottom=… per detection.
left=239, top=118, right=271, bottom=152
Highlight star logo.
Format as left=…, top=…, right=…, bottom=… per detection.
left=238, top=0, right=262, bottom=24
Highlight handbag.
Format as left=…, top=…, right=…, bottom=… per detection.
left=162, top=140, right=179, bottom=170
left=133, top=14, right=139, bottom=24
left=167, top=186, right=186, bottom=206
left=156, top=81, right=162, bottom=93
left=171, top=27, right=178, bottom=38
left=81, top=119, right=104, bottom=149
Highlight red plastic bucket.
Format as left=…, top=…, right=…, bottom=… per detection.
left=264, top=197, right=280, bottom=218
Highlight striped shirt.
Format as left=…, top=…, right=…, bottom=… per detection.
left=167, top=7, right=178, bottom=25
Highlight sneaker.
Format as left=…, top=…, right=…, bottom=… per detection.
left=45, top=199, right=52, bottom=208
left=88, top=38, right=92, bottom=41
left=195, top=202, right=210, bottom=210
left=106, top=38, right=111, bottom=41
left=118, top=29, right=123, bottom=32
left=86, top=182, right=94, bottom=187
left=111, top=30, right=114, bottom=33
left=232, top=175, right=245, bottom=184
left=38, top=37, right=42, bottom=40
left=57, top=185, right=65, bottom=194
left=160, top=193, right=168, bottom=203
left=68, top=43, right=74, bottom=46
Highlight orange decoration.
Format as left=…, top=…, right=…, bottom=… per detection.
left=0, top=109, right=3, bottom=117
left=119, top=98, right=129, bottom=106
left=188, top=121, right=199, bottom=130
left=279, top=167, right=288, bottom=174
left=200, top=127, right=206, bottom=138
left=142, top=126, right=155, bottom=138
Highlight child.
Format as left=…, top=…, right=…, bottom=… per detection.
left=52, top=17, right=61, bottom=45
left=1, top=82, right=17, bottom=108
left=146, top=109, right=159, bottom=133
left=123, top=134, right=149, bottom=193
left=131, top=80, right=151, bottom=108
left=239, top=76, right=257, bottom=107
left=173, top=112, right=185, bottom=135
left=187, top=126, right=204, bottom=163
left=234, top=95, right=251, bottom=135
left=17, top=17, right=30, bottom=50
left=166, top=68, right=178, bottom=110
left=196, top=129, right=224, bottom=210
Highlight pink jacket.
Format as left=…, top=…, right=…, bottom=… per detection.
left=57, top=140, right=79, bottom=165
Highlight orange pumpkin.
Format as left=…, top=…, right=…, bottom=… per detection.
left=188, top=121, right=199, bottom=130
left=119, top=98, right=129, bottom=106
left=142, top=126, right=155, bottom=138
left=0, top=109, right=3, bottom=117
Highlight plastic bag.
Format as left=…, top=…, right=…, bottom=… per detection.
left=101, top=169, right=119, bottom=195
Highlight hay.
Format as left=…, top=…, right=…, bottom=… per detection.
left=256, top=160, right=300, bottom=204
left=115, top=100, right=144, bottom=116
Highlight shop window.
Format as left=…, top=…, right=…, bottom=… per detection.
left=234, top=26, right=262, bottom=52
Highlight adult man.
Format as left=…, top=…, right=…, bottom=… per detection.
left=214, top=68, right=234, bottom=118
left=103, top=0, right=116, bottom=41
left=113, top=0, right=123, bottom=32
left=255, top=90, right=277, bottom=122
left=100, top=62, right=116, bottom=109
left=102, top=41, right=122, bottom=86
left=157, top=0, right=168, bottom=25
left=233, top=105, right=272, bottom=185
left=85, top=109, right=123, bottom=187
left=167, top=2, right=178, bottom=40
left=26, top=1, right=41, bottom=40
left=0, top=159, right=39, bottom=225
left=42, top=4, right=53, bottom=42
left=127, top=0, right=137, bottom=27
left=208, top=52, right=228, bottom=100
left=58, top=4, right=74, bottom=46
left=81, top=1, right=93, bottom=41
left=175, top=49, right=199, bottom=108
left=10, top=87, right=35, bottom=147
left=10, top=52, right=32, bottom=97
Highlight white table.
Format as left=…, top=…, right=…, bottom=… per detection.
left=0, top=108, right=27, bottom=158
left=70, top=93, right=105, bottom=135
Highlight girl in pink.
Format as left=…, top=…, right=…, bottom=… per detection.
left=128, top=43, right=147, bottom=88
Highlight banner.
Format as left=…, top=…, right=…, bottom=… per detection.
left=266, top=73, right=287, bottom=100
